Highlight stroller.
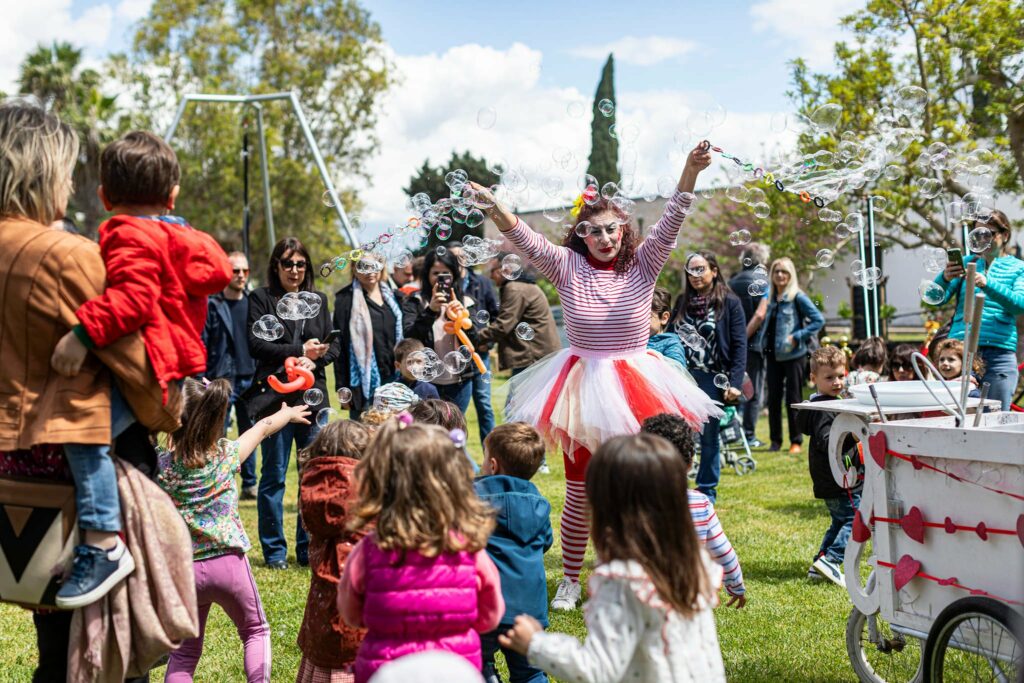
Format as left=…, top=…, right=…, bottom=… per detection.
left=693, top=406, right=758, bottom=478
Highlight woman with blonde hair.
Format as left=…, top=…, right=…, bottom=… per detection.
left=753, top=257, right=824, bottom=453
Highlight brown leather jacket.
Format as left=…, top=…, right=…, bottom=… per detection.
left=477, top=279, right=562, bottom=370
left=0, top=218, right=180, bottom=450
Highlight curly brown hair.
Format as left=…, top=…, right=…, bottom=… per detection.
left=561, top=196, right=637, bottom=275
left=348, top=418, right=495, bottom=556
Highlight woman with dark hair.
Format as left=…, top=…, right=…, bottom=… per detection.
left=467, top=144, right=720, bottom=612
left=935, top=209, right=1024, bottom=410
left=669, top=251, right=747, bottom=503
left=246, top=236, right=339, bottom=569
left=332, top=251, right=403, bottom=421
left=752, top=257, right=825, bottom=454
left=400, top=248, right=482, bottom=413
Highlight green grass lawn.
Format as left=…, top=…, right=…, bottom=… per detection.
left=0, top=374, right=865, bottom=682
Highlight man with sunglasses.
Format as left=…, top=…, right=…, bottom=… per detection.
left=203, top=251, right=259, bottom=496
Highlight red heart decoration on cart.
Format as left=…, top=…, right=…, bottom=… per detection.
left=1017, top=514, right=1024, bottom=549
left=867, top=432, right=887, bottom=469
left=893, top=554, right=921, bottom=591
left=975, top=522, right=988, bottom=541
left=938, top=576, right=959, bottom=586
left=852, top=510, right=872, bottom=542
left=944, top=517, right=957, bottom=534
left=900, top=506, right=925, bottom=544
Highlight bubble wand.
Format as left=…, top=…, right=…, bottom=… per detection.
left=698, top=139, right=828, bottom=208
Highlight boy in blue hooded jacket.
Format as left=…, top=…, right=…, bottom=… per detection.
left=475, top=422, right=554, bottom=683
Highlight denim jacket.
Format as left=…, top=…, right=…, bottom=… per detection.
left=753, top=291, right=824, bottom=361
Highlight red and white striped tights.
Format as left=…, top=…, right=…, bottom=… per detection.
left=560, top=441, right=593, bottom=583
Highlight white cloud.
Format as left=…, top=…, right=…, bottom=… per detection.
left=0, top=0, right=116, bottom=93
left=750, top=0, right=862, bottom=69
left=352, top=42, right=797, bottom=236
left=116, top=0, right=152, bottom=21
left=568, top=36, right=697, bottom=67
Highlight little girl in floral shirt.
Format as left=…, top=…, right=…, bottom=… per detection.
left=157, top=378, right=310, bottom=682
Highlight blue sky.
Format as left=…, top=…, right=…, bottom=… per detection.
left=4, top=0, right=862, bottom=226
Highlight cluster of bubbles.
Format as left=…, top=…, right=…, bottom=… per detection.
left=250, top=292, right=323, bottom=340
left=515, top=322, right=535, bottom=341
left=252, top=314, right=286, bottom=341
left=674, top=321, right=707, bottom=351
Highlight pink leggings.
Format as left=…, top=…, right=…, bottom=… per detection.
left=166, top=552, right=270, bottom=682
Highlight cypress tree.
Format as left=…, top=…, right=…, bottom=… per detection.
left=586, top=54, right=619, bottom=185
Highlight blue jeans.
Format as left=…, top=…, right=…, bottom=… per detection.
left=692, top=370, right=723, bottom=504
left=819, top=492, right=861, bottom=564
left=226, top=378, right=256, bottom=488
left=257, top=420, right=318, bottom=565
left=471, top=356, right=496, bottom=442
left=436, top=378, right=474, bottom=414
left=741, top=350, right=765, bottom=440
left=64, top=385, right=135, bottom=532
left=977, top=346, right=1020, bottom=411
left=481, top=627, right=547, bottom=683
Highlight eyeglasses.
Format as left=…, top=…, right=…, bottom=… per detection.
left=575, top=220, right=622, bottom=239
left=279, top=259, right=307, bottom=271
left=232, top=268, right=249, bottom=275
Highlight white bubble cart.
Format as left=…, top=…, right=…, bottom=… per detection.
left=797, top=385, right=1023, bottom=682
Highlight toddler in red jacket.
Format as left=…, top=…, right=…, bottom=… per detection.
left=49, top=131, right=231, bottom=608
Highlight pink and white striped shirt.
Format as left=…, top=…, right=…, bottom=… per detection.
left=690, top=489, right=745, bottom=596
left=504, top=191, right=694, bottom=353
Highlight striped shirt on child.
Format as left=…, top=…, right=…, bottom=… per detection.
left=690, top=490, right=745, bottom=596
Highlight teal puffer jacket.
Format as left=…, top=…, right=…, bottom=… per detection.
left=933, top=254, right=1024, bottom=352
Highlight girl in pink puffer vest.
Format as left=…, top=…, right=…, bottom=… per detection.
left=338, top=415, right=504, bottom=683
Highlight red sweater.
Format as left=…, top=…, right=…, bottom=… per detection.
left=76, top=215, right=231, bottom=395
left=298, top=456, right=367, bottom=669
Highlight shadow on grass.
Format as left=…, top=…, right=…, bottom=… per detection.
left=764, top=499, right=824, bottom=520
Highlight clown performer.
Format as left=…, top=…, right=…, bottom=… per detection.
left=468, top=144, right=721, bottom=611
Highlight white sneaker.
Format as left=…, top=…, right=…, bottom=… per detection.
left=551, top=577, right=582, bottom=611
left=538, top=460, right=551, bottom=475
left=812, top=556, right=846, bottom=588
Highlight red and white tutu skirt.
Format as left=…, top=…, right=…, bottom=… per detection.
left=505, top=346, right=723, bottom=457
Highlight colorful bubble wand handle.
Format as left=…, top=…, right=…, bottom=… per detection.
left=267, top=356, right=316, bottom=394
left=443, top=300, right=488, bottom=375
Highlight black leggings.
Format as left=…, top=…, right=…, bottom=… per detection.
left=766, top=355, right=806, bottom=446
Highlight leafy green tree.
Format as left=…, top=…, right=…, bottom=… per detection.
left=405, top=150, right=500, bottom=253
left=117, top=0, right=393, bottom=282
left=586, top=54, right=619, bottom=186
left=18, top=42, right=121, bottom=237
left=788, top=0, right=1023, bottom=250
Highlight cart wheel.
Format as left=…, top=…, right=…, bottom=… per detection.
left=733, top=456, right=756, bottom=476
left=922, top=596, right=1022, bottom=682
left=846, top=606, right=924, bottom=683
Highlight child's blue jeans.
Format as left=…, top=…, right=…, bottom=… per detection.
left=481, top=626, right=547, bottom=683
left=63, top=386, right=134, bottom=533
left=819, top=492, right=861, bottom=564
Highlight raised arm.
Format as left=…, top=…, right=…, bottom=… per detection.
left=636, top=144, right=712, bottom=279
left=468, top=182, right=571, bottom=288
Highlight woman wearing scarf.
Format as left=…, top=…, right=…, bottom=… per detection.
left=333, top=253, right=404, bottom=421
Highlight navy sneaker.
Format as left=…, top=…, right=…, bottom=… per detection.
left=56, top=538, right=135, bottom=609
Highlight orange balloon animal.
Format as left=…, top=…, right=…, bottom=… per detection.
left=443, top=300, right=488, bottom=375
left=266, top=356, right=315, bottom=394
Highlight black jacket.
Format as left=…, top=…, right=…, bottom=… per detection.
left=332, top=283, right=402, bottom=412
left=669, top=292, right=748, bottom=389
left=795, top=393, right=863, bottom=499
left=463, top=270, right=500, bottom=318
left=400, top=291, right=481, bottom=382
left=246, top=285, right=340, bottom=412
left=203, top=292, right=254, bottom=381
left=729, top=266, right=765, bottom=352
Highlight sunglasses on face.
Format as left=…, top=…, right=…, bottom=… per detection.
left=232, top=268, right=249, bottom=275
left=279, top=259, right=307, bottom=271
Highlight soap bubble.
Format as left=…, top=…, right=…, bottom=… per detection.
left=465, top=208, right=485, bottom=229
left=681, top=332, right=707, bottom=350
left=967, top=226, right=992, bottom=253
left=834, top=223, right=851, bottom=239
left=477, top=106, right=497, bottom=129
left=316, top=408, right=337, bottom=428
left=725, top=185, right=750, bottom=204
left=252, top=315, right=285, bottom=341
left=845, top=213, right=865, bottom=233
left=809, top=103, right=843, bottom=133
left=515, top=322, right=535, bottom=341
left=919, top=280, right=946, bottom=305
left=769, top=112, right=788, bottom=132
left=443, top=351, right=469, bottom=374
left=883, top=164, right=904, bottom=181
left=277, top=292, right=316, bottom=320
left=895, top=85, right=928, bottom=115
left=713, top=373, right=730, bottom=390
left=321, top=190, right=337, bottom=208
left=729, top=229, right=752, bottom=246
left=816, top=249, right=835, bottom=267
left=922, top=247, right=947, bottom=273
left=747, top=280, right=769, bottom=297
left=752, top=202, right=771, bottom=219
left=742, top=257, right=753, bottom=267
left=598, top=99, right=615, bottom=117
left=871, top=196, right=889, bottom=211
left=435, top=246, right=447, bottom=257
left=914, top=177, right=943, bottom=199
left=303, top=388, right=324, bottom=406
left=501, top=254, right=523, bottom=280
left=337, top=387, right=353, bottom=405
left=474, top=310, right=490, bottom=325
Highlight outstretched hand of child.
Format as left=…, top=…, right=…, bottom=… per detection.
left=281, top=402, right=312, bottom=424
left=498, top=614, right=543, bottom=656
left=725, top=592, right=747, bottom=609
left=686, top=144, right=713, bottom=174
left=51, top=330, right=88, bottom=377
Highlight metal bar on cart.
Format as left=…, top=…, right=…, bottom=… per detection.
left=866, top=196, right=880, bottom=337
left=857, top=219, right=872, bottom=339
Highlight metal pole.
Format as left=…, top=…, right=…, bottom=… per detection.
left=288, top=92, right=358, bottom=247
left=164, top=95, right=191, bottom=143
left=253, top=104, right=276, bottom=251
left=242, top=120, right=251, bottom=262
left=857, top=219, right=872, bottom=339
left=866, top=195, right=880, bottom=338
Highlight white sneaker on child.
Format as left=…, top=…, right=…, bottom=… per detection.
left=812, top=556, right=846, bottom=588
left=551, top=577, right=582, bottom=611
